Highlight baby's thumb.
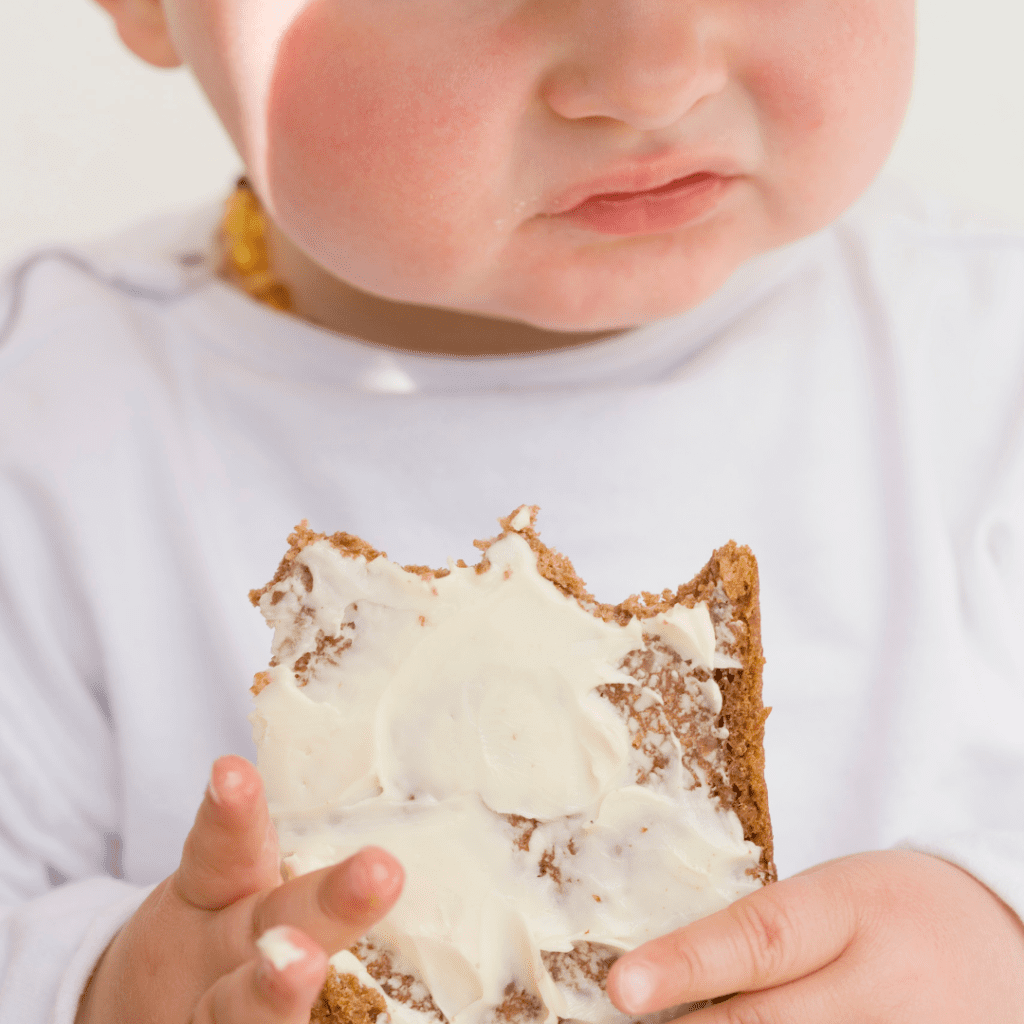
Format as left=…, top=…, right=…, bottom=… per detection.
left=175, top=755, right=282, bottom=910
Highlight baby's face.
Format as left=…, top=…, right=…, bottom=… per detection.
left=166, top=0, right=914, bottom=332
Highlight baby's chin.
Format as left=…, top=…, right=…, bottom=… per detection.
left=474, top=255, right=746, bottom=335
left=333, top=257, right=745, bottom=352
left=463, top=222, right=773, bottom=336
left=276, top=205, right=773, bottom=348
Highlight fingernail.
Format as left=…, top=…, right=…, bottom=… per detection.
left=206, top=767, right=221, bottom=805
left=207, top=765, right=244, bottom=806
left=256, top=926, right=308, bottom=972
left=616, top=961, right=656, bottom=1014
left=350, top=849, right=400, bottom=909
left=263, top=818, right=279, bottom=854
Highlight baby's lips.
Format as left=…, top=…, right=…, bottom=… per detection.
left=544, top=150, right=744, bottom=215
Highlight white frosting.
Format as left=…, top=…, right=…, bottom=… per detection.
left=643, top=604, right=715, bottom=670
left=509, top=506, right=533, bottom=532
left=256, top=926, right=307, bottom=971
left=251, top=526, right=763, bottom=1024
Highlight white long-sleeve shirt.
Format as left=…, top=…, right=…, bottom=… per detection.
left=1, top=180, right=1022, bottom=1022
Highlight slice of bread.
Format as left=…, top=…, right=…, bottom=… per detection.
left=250, top=507, right=774, bottom=1024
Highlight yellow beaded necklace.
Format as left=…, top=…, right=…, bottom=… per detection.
left=219, top=177, right=294, bottom=313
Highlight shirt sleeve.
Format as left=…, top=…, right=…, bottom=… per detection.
left=0, top=469, right=148, bottom=1023
left=905, top=345, right=1024, bottom=925
left=0, top=878, right=152, bottom=1024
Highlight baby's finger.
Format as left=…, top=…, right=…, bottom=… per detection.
left=249, top=846, right=403, bottom=958
left=176, top=755, right=282, bottom=910
left=607, top=864, right=857, bottom=1011
left=192, top=926, right=328, bottom=1024
left=677, top=956, right=853, bottom=1024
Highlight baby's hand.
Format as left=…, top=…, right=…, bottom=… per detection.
left=75, top=756, right=403, bottom=1024
left=606, top=850, right=1024, bottom=1022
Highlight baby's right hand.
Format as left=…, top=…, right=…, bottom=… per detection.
left=75, top=756, right=404, bottom=1024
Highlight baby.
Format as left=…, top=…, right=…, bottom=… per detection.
left=104, top=0, right=914, bottom=350
left=1, top=0, right=1022, bottom=1022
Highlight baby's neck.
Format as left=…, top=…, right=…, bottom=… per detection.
left=260, top=219, right=623, bottom=357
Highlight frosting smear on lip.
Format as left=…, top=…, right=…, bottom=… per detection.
left=250, top=507, right=765, bottom=1024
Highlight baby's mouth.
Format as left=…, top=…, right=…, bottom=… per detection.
left=554, top=172, right=733, bottom=236
left=571, top=172, right=720, bottom=206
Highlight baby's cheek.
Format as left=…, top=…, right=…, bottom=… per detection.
left=261, top=0, right=507, bottom=295
left=744, top=0, right=914, bottom=234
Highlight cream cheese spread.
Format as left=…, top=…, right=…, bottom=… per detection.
left=256, top=926, right=308, bottom=971
left=250, top=509, right=764, bottom=1024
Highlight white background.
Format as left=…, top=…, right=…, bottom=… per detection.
left=2, top=0, right=1023, bottom=267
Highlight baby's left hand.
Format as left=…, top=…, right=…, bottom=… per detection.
left=606, top=850, right=1024, bottom=1022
